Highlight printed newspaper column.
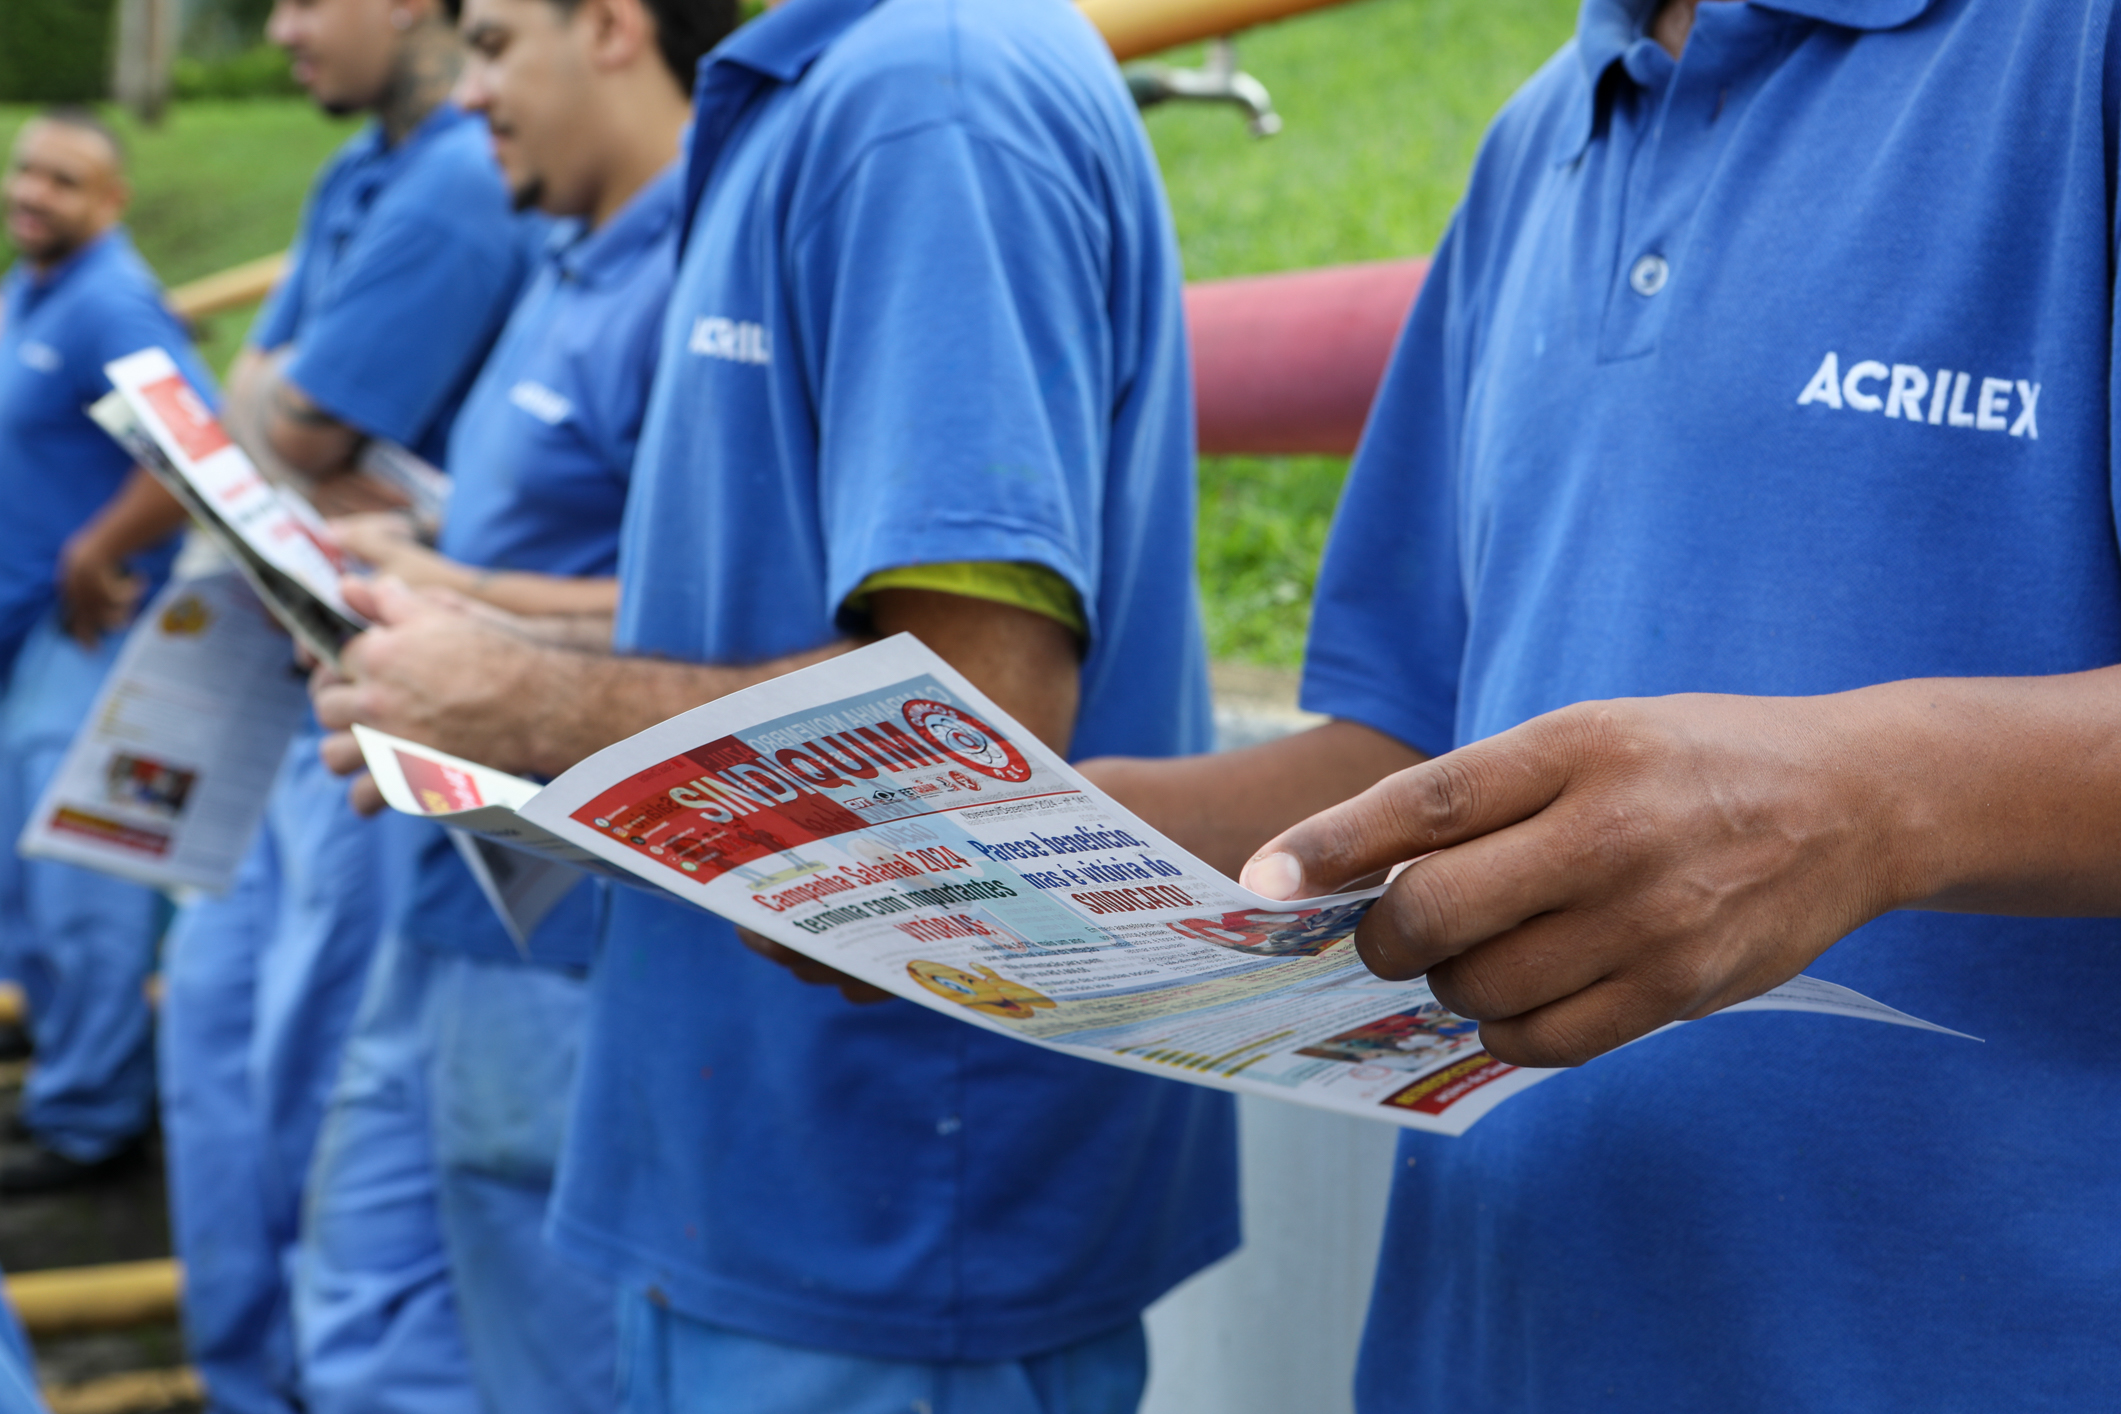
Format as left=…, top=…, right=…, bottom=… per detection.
left=352, top=636, right=1978, bottom=1136
left=18, top=569, right=309, bottom=893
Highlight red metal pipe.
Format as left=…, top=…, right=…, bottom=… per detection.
left=1185, top=257, right=1428, bottom=458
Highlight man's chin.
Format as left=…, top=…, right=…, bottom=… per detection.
left=511, top=178, right=546, bottom=214
left=3, top=227, right=64, bottom=265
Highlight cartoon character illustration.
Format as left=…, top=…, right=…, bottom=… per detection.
left=1165, top=898, right=1375, bottom=958
left=906, top=960, right=1055, bottom=1020
left=158, top=593, right=212, bottom=636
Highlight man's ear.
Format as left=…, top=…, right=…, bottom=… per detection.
left=582, top=0, right=654, bottom=71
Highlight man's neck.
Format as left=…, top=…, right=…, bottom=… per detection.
left=585, top=94, right=691, bottom=231
left=1651, top=0, right=1703, bottom=57
left=375, top=22, right=462, bottom=146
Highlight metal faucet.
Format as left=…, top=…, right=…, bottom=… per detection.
left=1125, top=37, right=1282, bottom=138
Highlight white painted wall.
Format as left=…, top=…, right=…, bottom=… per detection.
left=1139, top=1063, right=1400, bottom=1412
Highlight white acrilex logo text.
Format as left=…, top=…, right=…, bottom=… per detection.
left=689, top=316, right=772, bottom=366
left=1797, top=352, right=2038, bottom=440
left=507, top=380, right=573, bottom=425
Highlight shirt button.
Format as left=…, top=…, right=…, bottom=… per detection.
left=1629, top=253, right=1670, bottom=297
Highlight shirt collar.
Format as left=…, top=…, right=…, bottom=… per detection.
left=680, top=0, right=890, bottom=247
left=707, top=0, right=889, bottom=85
left=1563, top=0, right=1938, bottom=158
left=555, top=160, right=684, bottom=286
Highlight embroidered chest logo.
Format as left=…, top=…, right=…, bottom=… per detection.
left=688, top=316, right=771, bottom=367
left=1797, top=352, right=2038, bottom=440
left=507, top=380, right=573, bottom=426
left=17, top=341, right=61, bottom=374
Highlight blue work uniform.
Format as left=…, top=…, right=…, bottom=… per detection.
left=297, top=164, right=679, bottom=1414
left=0, top=228, right=209, bottom=1163
left=1306, top=1, right=2121, bottom=1408
left=548, top=1, right=1236, bottom=1409
left=158, top=104, right=529, bottom=1414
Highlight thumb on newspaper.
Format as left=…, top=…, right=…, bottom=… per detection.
left=1239, top=725, right=1565, bottom=904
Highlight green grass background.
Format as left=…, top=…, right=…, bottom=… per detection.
left=1, top=0, right=1577, bottom=664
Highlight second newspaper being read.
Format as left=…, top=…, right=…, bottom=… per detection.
left=358, top=636, right=1969, bottom=1135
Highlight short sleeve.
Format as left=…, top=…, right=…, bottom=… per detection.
left=1298, top=218, right=1471, bottom=759
left=791, top=123, right=1109, bottom=627
left=246, top=237, right=305, bottom=353
left=281, top=208, right=522, bottom=447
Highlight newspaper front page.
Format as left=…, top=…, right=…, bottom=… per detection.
left=356, top=636, right=1970, bottom=1135
left=18, top=569, right=309, bottom=892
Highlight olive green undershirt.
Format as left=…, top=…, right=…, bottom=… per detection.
left=845, top=561, right=1087, bottom=638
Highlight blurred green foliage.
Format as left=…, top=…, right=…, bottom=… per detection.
left=0, top=0, right=116, bottom=103
left=174, top=45, right=302, bottom=101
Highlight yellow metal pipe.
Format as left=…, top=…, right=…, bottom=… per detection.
left=167, top=252, right=287, bottom=322
left=5, top=1260, right=183, bottom=1337
left=1080, top=0, right=1352, bottom=61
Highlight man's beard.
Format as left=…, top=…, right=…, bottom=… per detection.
left=3, top=215, right=74, bottom=267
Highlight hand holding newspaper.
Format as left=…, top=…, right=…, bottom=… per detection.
left=354, top=636, right=1971, bottom=1133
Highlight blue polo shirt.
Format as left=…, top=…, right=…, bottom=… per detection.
left=250, top=105, right=530, bottom=461
left=549, top=0, right=1235, bottom=1362
left=399, top=164, right=681, bottom=970
left=1309, top=1, right=2121, bottom=1407
left=0, top=229, right=210, bottom=675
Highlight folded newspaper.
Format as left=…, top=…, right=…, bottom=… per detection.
left=91, top=347, right=365, bottom=670
left=18, top=567, right=309, bottom=893
left=354, top=635, right=1972, bottom=1134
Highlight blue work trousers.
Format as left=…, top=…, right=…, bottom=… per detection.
left=298, top=929, right=613, bottom=1414
left=159, top=735, right=390, bottom=1414
left=616, top=1296, right=1149, bottom=1414
left=0, top=616, right=160, bottom=1161
left=0, top=1270, right=45, bottom=1414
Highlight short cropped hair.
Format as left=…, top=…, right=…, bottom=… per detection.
left=33, top=105, right=128, bottom=172
left=443, top=0, right=737, bottom=91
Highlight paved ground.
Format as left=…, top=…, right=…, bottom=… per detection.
left=1, top=1059, right=200, bottom=1412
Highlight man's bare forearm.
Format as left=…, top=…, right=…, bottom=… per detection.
left=489, top=637, right=861, bottom=778
left=226, top=348, right=363, bottom=484
left=1082, top=719, right=1425, bottom=880
left=70, top=468, right=189, bottom=564
left=504, top=610, right=614, bottom=652
left=1831, top=665, right=2121, bottom=916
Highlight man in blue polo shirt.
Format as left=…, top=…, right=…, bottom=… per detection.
left=1094, top=0, right=2121, bottom=1406
left=0, top=109, right=206, bottom=1192
left=311, top=0, right=1236, bottom=1406
left=156, top=1, right=529, bottom=1408
left=292, top=0, right=721, bottom=1408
